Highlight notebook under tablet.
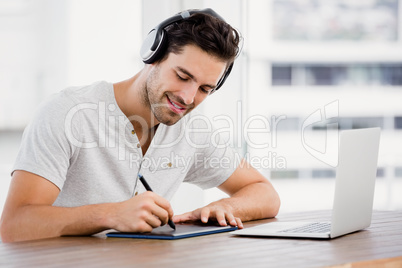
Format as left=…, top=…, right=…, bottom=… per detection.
left=107, top=222, right=238, bottom=240
left=233, top=127, right=381, bottom=239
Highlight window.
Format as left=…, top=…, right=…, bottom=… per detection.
left=395, top=117, right=402, bottom=129
left=272, top=64, right=402, bottom=86
left=312, top=169, right=336, bottom=178
left=272, top=66, right=292, bottom=85
left=395, top=167, right=402, bottom=178
left=272, top=0, right=398, bottom=41
left=382, top=65, right=402, bottom=85
left=338, top=117, right=384, bottom=130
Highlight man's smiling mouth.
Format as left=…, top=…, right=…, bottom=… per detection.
left=170, top=99, right=184, bottom=109
left=167, top=95, right=186, bottom=113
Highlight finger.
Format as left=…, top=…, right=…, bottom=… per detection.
left=147, top=192, right=175, bottom=218
left=172, top=212, right=193, bottom=223
left=235, top=217, right=244, bottom=229
left=145, top=213, right=162, bottom=228
left=225, top=213, right=237, bottom=227
left=135, top=192, right=170, bottom=227
left=215, top=210, right=228, bottom=226
left=173, top=207, right=205, bottom=223
left=151, top=205, right=169, bottom=225
left=200, top=207, right=210, bottom=223
left=135, top=221, right=154, bottom=233
left=139, top=191, right=174, bottom=221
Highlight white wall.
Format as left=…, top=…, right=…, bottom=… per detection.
left=0, top=0, right=142, bottom=215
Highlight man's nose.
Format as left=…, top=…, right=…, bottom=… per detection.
left=178, top=82, right=198, bottom=105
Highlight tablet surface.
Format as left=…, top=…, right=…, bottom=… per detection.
left=106, top=222, right=238, bottom=240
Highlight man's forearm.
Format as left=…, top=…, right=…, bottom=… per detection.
left=0, top=203, right=114, bottom=243
left=216, top=182, right=280, bottom=222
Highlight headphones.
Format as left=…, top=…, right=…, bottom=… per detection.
left=140, top=8, right=234, bottom=92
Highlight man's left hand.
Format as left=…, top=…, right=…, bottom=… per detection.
left=172, top=201, right=244, bottom=229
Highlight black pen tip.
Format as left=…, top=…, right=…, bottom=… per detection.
left=169, top=220, right=176, bottom=230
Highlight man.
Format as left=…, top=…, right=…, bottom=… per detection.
left=0, top=9, right=280, bottom=243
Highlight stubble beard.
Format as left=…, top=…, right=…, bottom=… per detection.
left=141, top=66, right=189, bottom=126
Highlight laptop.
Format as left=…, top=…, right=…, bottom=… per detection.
left=233, top=127, right=381, bottom=239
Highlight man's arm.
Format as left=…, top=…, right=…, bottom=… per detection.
left=0, top=170, right=174, bottom=243
left=173, top=159, right=280, bottom=227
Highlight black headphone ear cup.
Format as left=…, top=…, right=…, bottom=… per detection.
left=140, top=29, right=168, bottom=64
left=213, top=62, right=233, bottom=92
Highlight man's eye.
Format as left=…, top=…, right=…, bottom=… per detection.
left=200, top=87, right=211, bottom=94
left=177, top=74, right=188, bottom=81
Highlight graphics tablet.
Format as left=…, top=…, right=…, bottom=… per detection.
left=106, top=222, right=238, bottom=240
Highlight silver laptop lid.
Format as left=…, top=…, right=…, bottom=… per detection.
left=330, top=127, right=381, bottom=238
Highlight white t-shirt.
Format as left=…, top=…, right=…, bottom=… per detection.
left=13, top=81, right=238, bottom=207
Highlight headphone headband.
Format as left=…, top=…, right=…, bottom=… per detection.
left=140, top=8, right=233, bottom=92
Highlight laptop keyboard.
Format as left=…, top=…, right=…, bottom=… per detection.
left=279, top=222, right=331, bottom=233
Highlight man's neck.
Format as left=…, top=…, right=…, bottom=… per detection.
left=113, top=70, right=160, bottom=154
left=113, top=69, right=159, bottom=128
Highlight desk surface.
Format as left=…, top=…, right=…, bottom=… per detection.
left=1, top=210, right=401, bottom=268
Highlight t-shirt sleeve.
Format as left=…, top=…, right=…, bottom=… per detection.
left=183, top=121, right=238, bottom=190
left=12, top=93, right=80, bottom=190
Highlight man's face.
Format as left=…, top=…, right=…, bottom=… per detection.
left=142, top=45, right=227, bottom=126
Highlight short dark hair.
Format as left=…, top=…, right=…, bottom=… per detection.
left=158, top=13, right=241, bottom=66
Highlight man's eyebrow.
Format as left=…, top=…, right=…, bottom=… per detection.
left=176, top=67, right=216, bottom=89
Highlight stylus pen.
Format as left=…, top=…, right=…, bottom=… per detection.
left=138, top=173, right=176, bottom=230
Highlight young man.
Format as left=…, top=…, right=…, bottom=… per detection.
left=0, top=9, right=280, bottom=243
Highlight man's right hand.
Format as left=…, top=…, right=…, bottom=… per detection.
left=106, top=191, right=174, bottom=233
